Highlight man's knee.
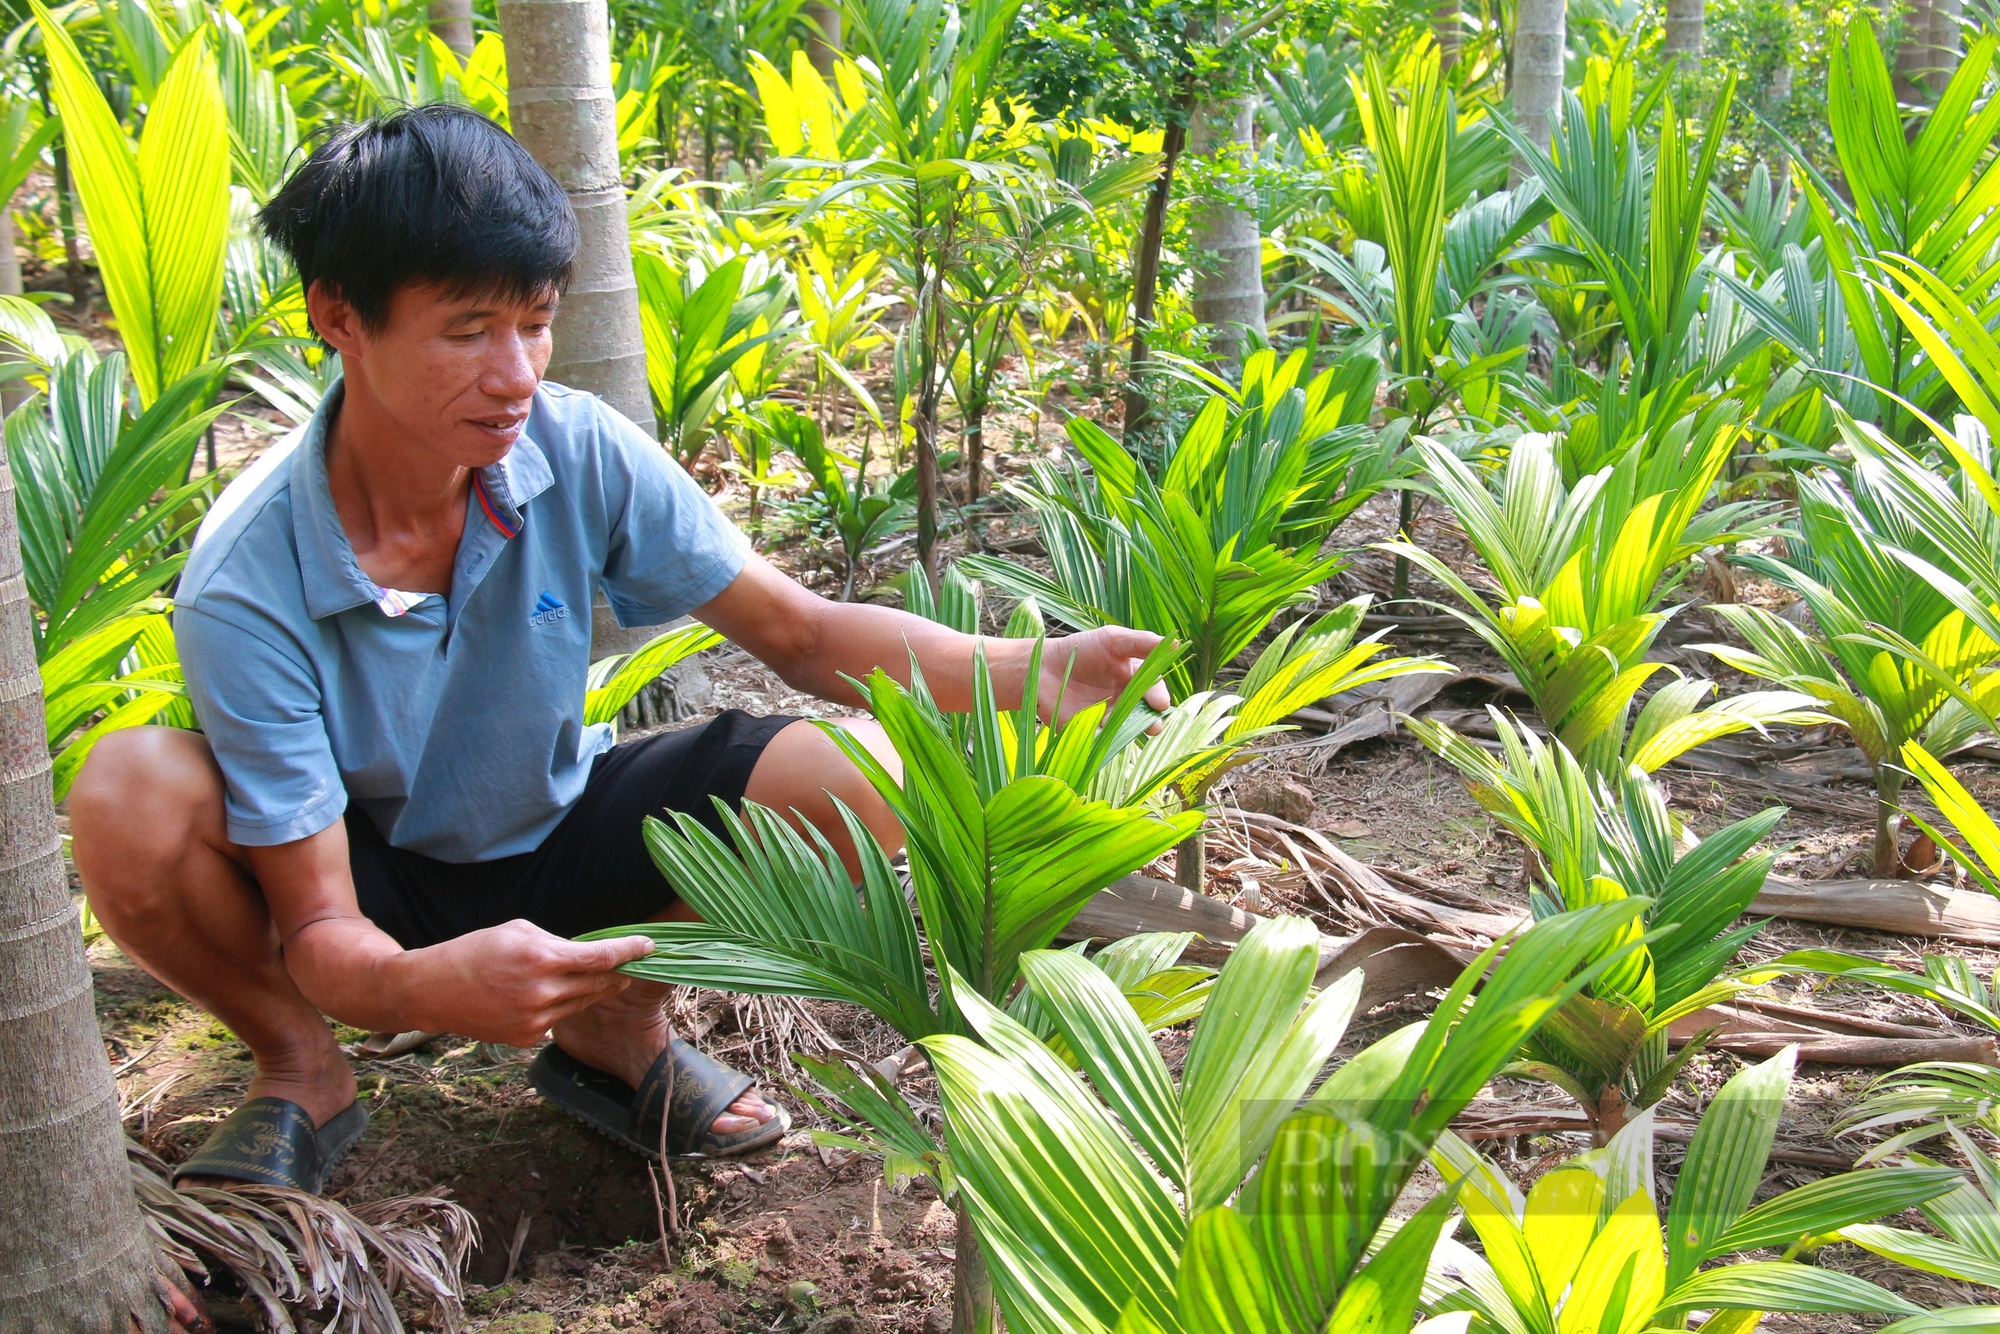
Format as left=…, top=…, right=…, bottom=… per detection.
left=817, top=721, right=905, bottom=859
left=749, top=718, right=905, bottom=860
left=71, top=728, right=226, bottom=884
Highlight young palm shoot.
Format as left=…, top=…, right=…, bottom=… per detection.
left=1845, top=1121, right=2000, bottom=1303
left=921, top=900, right=1657, bottom=1334
left=632, top=250, right=792, bottom=469
left=1427, top=1047, right=1969, bottom=1333
left=965, top=370, right=1441, bottom=885
left=768, top=404, right=915, bottom=601
left=582, top=622, right=725, bottom=734
left=1384, top=429, right=1821, bottom=778
left=963, top=350, right=1392, bottom=703
left=1752, top=739, right=2000, bottom=1150
left=583, top=642, right=1218, bottom=1330
left=1700, top=428, right=2000, bottom=876
left=1410, top=710, right=1785, bottom=1143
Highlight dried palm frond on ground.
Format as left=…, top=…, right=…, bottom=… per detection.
left=129, top=1140, right=476, bottom=1333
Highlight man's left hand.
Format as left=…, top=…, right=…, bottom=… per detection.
left=1036, top=626, right=1171, bottom=723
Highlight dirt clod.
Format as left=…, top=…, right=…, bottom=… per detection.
left=1234, top=773, right=1317, bottom=823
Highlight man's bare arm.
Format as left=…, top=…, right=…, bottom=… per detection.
left=244, top=823, right=650, bottom=1046
left=693, top=554, right=1170, bottom=717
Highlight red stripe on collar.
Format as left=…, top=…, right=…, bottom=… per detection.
left=473, top=471, right=520, bottom=539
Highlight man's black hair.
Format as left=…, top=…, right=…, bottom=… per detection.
left=259, top=104, right=577, bottom=331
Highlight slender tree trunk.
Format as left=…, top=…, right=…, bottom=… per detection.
left=1120, top=109, right=1189, bottom=444
left=1510, top=0, right=1566, bottom=173
left=1186, top=96, right=1264, bottom=370
left=1176, top=832, right=1207, bottom=893
left=1663, top=0, right=1703, bottom=61
left=0, top=447, right=166, bottom=1331
left=951, top=1198, right=995, bottom=1334
left=1874, top=765, right=1907, bottom=878
left=430, top=0, right=475, bottom=58
left=498, top=0, right=655, bottom=433
left=0, top=207, right=28, bottom=416
left=913, top=294, right=944, bottom=595
left=52, top=143, right=83, bottom=307
left=804, top=1, right=842, bottom=74
left=1435, top=0, right=1463, bottom=69
left=1891, top=0, right=1959, bottom=104
left=964, top=401, right=986, bottom=503
left=1933, top=0, right=1965, bottom=86
left=30, top=66, right=83, bottom=308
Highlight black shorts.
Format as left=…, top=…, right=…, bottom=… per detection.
left=347, top=710, right=798, bottom=949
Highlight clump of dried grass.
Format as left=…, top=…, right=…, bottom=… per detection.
left=128, top=1140, right=477, bottom=1333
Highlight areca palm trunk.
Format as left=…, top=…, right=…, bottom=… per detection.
left=0, top=448, right=163, bottom=1329
left=1510, top=0, right=1566, bottom=171
left=1435, top=0, right=1462, bottom=68
left=497, top=0, right=655, bottom=433
left=0, top=208, right=26, bottom=416
left=1187, top=96, right=1264, bottom=369
left=1664, top=0, right=1703, bottom=61
left=1893, top=0, right=1961, bottom=104
left=804, top=1, right=841, bottom=74
left=1120, top=100, right=1190, bottom=444
left=430, top=0, right=476, bottom=60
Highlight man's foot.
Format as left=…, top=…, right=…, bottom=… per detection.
left=174, top=1040, right=360, bottom=1190
left=241, top=1052, right=359, bottom=1133
left=530, top=1042, right=787, bottom=1158
left=172, top=1098, right=370, bottom=1193
left=551, top=986, right=776, bottom=1139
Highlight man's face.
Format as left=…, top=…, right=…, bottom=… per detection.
left=312, top=280, right=557, bottom=467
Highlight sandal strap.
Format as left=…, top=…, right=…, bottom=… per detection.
left=634, top=1039, right=755, bottom=1156
left=172, top=1098, right=326, bottom=1191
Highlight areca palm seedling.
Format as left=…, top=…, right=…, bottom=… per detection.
left=1750, top=740, right=2000, bottom=1152
left=919, top=899, right=1658, bottom=1334
left=1698, top=421, right=2000, bottom=876
left=962, top=348, right=1391, bottom=703
left=1426, top=1047, right=1971, bottom=1333
left=1849, top=264, right=2000, bottom=670
left=632, top=250, right=793, bottom=469
left=1383, top=427, right=1821, bottom=779
left=939, top=127, right=1161, bottom=499
left=1761, top=22, right=2000, bottom=444
left=1844, top=1121, right=2000, bottom=1301
left=35, top=0, right=231, bottom=409
left=776, top=0, right=1029, bottom=585
left=1409, top=711, right=1785, bottom=1144
left=11, top=348, right=233, bottom=796
left=1496, top=72, right=1738, bottom=417
left=763, top=403, right=917, bottom=601
left=583, top=641, right=1222, bottom=1329
left=964, top=358, right=1444, bottom=885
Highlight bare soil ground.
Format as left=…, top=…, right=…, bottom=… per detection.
left=81, top=400, right=2000, bottom=1330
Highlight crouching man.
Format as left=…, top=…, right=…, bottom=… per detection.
left=70, top=104, right=1162, bottom=1192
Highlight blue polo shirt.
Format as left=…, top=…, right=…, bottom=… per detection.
left=174, top=380, right=749, bottom=862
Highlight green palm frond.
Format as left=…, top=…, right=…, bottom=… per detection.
left=1409, top=711, right=1783, bottom=1137
left=34, top=3, right=231, bottom=408
left=923, top=899, right=1653, bottom=1334
left=963, top=365, right=1400, bottom=703
left=590, top=640, right=1203, bottom=1036
left=1431, top=1048, right=1958, bottom=1332
left=1385, top=431, right=1808, bottom=774
left=583, top=622, right=725, bottom=730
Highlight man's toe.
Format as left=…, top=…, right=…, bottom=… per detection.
left=711, top=1088, right=775, bottom=1134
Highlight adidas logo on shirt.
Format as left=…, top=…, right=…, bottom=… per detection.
left=529, top=591, right=568, bottom=626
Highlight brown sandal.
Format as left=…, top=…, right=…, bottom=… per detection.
left=530, top=1040, right=789, bottom=1158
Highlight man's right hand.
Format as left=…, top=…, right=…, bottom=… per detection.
left=246, top=821, right=656, bottom=1045
left=382, top=920, right=656, bottom=1047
